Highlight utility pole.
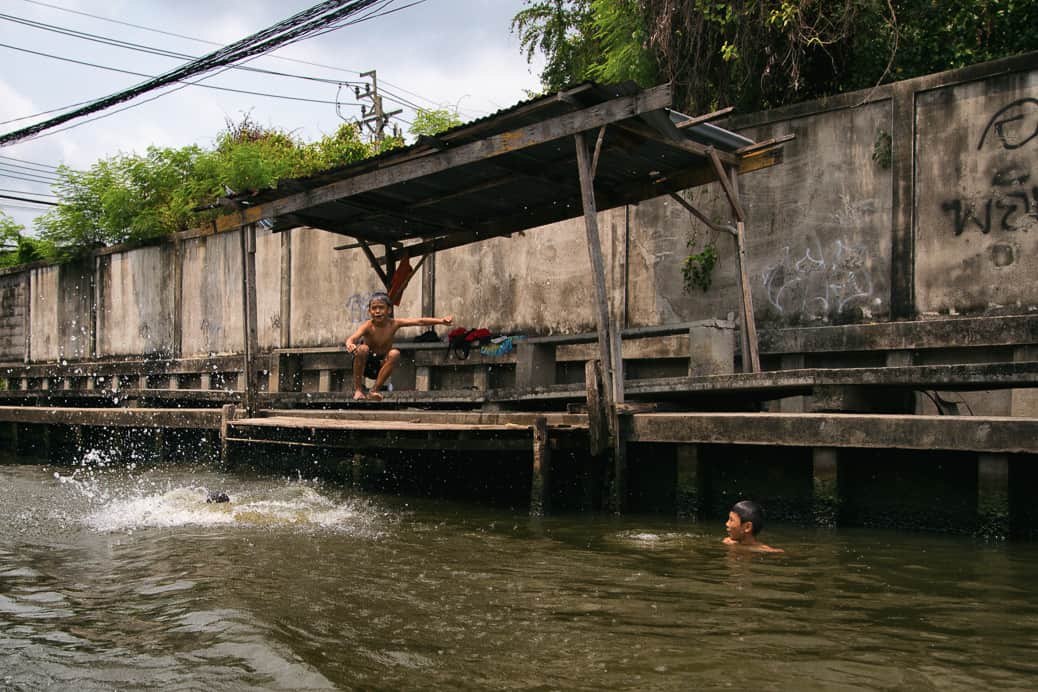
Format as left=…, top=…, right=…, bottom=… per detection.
left=355, top=70, right=402, bottom=143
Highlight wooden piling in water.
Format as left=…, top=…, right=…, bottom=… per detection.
left=530, top=416, right=550, bottom=517
left=220, top=404, right=236, bottom=469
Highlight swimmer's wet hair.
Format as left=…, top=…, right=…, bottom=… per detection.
left=368, top=291, right=391, bottom=307
left=731, top=500, right=765, bottom=535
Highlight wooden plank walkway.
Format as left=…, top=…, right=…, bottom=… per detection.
left=0, top=406, right=221, bottom=429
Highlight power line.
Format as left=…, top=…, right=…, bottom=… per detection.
left=0, top=0, right=396, bottom=146
left=0, top=186, right=57, bottom=198
left=0, top=154, right=62, bottom=171
left=0, top=42, right=362, bottom=110
left=0, top=170, right=58, bottom=185
left=0, top=193, right=58, bottom=206
left=18, top=0, right=459, bottom=115
left=0, top=11, right=367, bottom=88
left=0, top=160, right=62, bottom=177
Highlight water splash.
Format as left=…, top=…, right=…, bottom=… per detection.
left=85, top=483, right=386, bottom=536
left=54, top=450, right=387, bottom=536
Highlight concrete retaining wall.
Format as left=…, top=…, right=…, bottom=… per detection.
left=0, top=53, right=1034, bottom=364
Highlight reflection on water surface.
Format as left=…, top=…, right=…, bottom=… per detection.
left=2, top=461, right=1037, bottom=690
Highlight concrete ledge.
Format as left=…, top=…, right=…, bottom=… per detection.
left=626, top=412, right=1038, bottom=454
left=759, top=315, right=1038, bottom=355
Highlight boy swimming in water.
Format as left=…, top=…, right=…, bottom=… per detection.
left=345, top=292, right=453, bottom=400
left=723, top=500, right=784, bottom=553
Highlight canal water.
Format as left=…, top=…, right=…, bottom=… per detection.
left=2, top=457, right=1037, bottom=690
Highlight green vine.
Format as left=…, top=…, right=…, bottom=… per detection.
left=682, top=241, right=718, bottom=293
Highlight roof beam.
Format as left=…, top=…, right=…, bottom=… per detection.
left=212, top=84, right=675, bottom=233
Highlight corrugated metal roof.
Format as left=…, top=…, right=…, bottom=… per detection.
left=220, top=82, right=784, bottom=258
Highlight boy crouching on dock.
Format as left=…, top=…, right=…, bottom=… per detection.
left=345, top=291, right=453, bottom=401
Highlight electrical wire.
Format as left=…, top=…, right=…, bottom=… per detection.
left=0, top=187, right=57, bottom=198
left=0, top=0, right=394, bottom=146
left=0, top=170, right=58, bottom=185
left=0, top=42, right=362, bottom=109
left=0, top=162, right=61, bottom=179
left=18, top=0, right=460, bottom=115
left=0, top=193, right=57, bottom=206
left=0, top=154, right=62, bottom=171
left=0, top=12, right=366, bottom=87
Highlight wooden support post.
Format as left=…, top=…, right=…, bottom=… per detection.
left=675, top=445, right=703, bottom=520
left=200, top=373, right=211, bottom=391
left=777, top=355, right=806, bottom=412
left=172, top=238, right=183, bottom=358
left=585, top=359, right=608, bottom=457
left=977, top=454, right=1009, bottom=539
left=727, top=168, right=760, bottom=373
left=530, top=416, right=550, bottom=517
left=812, top=447, right=839, bottom=527
left=575, top=131, right=625, bottom=513
left=167, top=375, right=178, bottom=390
left=517, top=344, right=556, bottom=390
left=240, top=223, right=260, bottom=416
left=280, top=229, right=292, bottom=349
left=220, top=404, right=236, bottom=469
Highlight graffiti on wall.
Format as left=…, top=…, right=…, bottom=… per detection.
left=941, top=98, right=1038, bottom=236
left=344, top=291, right=382, bottom=326
left=763, top=239, right=875, bottom=321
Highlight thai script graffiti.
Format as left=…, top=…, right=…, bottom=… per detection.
left=763, top=240, right=874, bottom=320
left=977, top=98, right=1038, bottom=150
left=942, top=98, right=1038, bottom=236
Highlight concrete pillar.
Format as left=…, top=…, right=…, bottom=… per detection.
left=812, top=447, right=839, bottom=527
left=167, top=375, right=178, bottom=390
left=415, top=366, right=431, bottom=392
left=318, top=369, right=332, bottom=393
left=675, top=444, right=703, bottom=520
left=777, top=355, right=806, bottom=412
left=516, top=344, right=556, bottom=390
left=687, top=323, right=735, bottom=376
left=19, top=377, right=28, bottom=391
left=40, top=377, right=49, bottom=391
left=1011, top=346, right=1038, bottom=417
left=62, top=377, right=72, bottom=390
left=977, top=454, right=1009, bottom=539
left=529, top=417, right=550, bottom=517
left=472, top=366, right=489, bottom=392
left=138, top=374, right=148, bottom=390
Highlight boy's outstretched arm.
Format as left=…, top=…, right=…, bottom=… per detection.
left=394, top=315, right=453, bottom=329
left=345, top=321, right=371, bottom=353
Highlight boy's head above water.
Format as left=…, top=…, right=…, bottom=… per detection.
left=728, top=499, right=764, bottom=537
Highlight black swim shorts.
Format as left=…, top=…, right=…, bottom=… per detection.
left=363, top=352, right=384, bottom=379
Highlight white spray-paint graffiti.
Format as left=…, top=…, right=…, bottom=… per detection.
left=763, top=239, right=875, bottom=321
left=343, top=291, right=382, bottom=327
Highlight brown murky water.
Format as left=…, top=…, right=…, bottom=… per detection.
left=2, top=457, right=1037, bottom=690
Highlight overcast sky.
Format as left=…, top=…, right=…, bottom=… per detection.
left=0, top=0, right=544, bottom=230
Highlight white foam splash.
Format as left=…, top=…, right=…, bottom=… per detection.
left=84, top=484, right=385, bottom=536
